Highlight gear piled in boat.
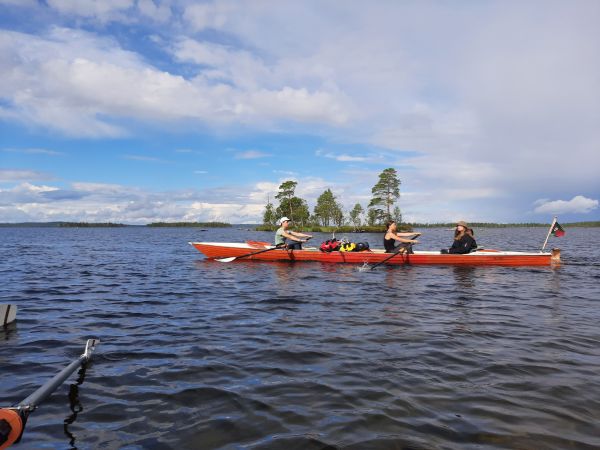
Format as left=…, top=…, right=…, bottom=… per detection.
left=320, top=238, right=341, bottom=252
left=319, top=239, right=370, bottom=252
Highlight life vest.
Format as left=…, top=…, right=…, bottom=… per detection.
left=319, top=239, right=341, bottom=252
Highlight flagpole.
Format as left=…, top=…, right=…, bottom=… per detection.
left=541, top=216, right=557, bottom=252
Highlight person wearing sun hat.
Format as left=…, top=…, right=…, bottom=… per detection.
left=441, top=220, right=477, bottom=254
left=275, top=217, right=312, bottom=250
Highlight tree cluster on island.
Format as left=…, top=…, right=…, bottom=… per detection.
left=146, top=222, right=231, bottom=227
left=259, top=168, right=406, bottom=232
left=58, top=222, right=126, bottom=227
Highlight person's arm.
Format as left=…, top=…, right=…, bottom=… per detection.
left=283, top=230, right=311, bottom=242
left=391, top=233, right=419, bottom=244
left=288, top=230, right=312, bottom=240
left=396, top=232, right=421, bottom=238
left=293, top=231, right=313, bottom=239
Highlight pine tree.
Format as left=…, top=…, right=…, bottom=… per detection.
left=392, top=206, right=402, bottom=225
left=313, top=188, right=343, bottom=226
left=349, top=203, right=364, bottom=229
left=332, top=204, right=345, bottom=227
left=263, top=197, right=276, bottom=225
left=367, top=208, right=379, bottom=226
left=274, top=180, right=310, bottom=227
left=275, top=180, right=297, bottom=220
left=368, top=168, right=401, bottom=223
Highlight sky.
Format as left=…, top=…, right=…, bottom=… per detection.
left=0, top=0, right=599, bottom=224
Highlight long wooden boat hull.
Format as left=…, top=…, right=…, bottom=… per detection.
left=189, top=242, right=560, bottom=266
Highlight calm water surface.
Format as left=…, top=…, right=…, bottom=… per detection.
left=1, top=227, right=599, bottom=449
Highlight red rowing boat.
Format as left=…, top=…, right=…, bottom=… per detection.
left=189, top=242, right=561, bottom=266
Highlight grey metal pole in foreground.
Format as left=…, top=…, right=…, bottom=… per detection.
left=17, top=339, right=99, bottom=412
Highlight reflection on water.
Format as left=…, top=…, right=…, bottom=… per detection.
left=452, top=266, right=476, bottom=289
left=63, top=364, right=89, bottom=449
left=1, top=321, right=18, bottom=342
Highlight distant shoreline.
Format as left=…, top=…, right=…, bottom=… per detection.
left=0, top=221, right=232, bottom=228
left=1, top=221, right=598, bottom=228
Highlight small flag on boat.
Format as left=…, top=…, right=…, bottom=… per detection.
left=551, top=221, right=565, bottom=237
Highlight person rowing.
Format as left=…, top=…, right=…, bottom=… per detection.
left=275, top=217, right=312, bottom=250
left=441, top=220, right=477, bottom=254
left=383, top=220, right=420, bottom=254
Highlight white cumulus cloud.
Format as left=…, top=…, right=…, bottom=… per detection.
left=0, top=27, right=350, bottom=137
left=534, top=196, right=599, bottom=215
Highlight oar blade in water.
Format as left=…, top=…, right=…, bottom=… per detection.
left=215, top=256, right=237, bottom=263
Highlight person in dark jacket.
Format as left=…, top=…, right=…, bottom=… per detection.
left=441, top=221, right=477, bottom=254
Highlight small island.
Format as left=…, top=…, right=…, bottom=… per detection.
left=146, top=222, right=231, bottom=228
left=59, top=222, right=126, bottom=227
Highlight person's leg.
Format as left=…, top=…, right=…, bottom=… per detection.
left=395, top=243, right=411, bottom=254
left=287, top=241, right=302, bottom=250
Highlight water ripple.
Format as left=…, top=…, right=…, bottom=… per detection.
left=1, top=227, right=599, bottom=449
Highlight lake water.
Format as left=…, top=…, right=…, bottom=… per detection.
left=1, top=226, right=599, bottom=449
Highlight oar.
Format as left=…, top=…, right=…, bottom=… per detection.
left=0, top=339, right=99, bottom=449
left=368, top=249, right=407, bottom=270
left=215, top=243, right=285, bottom=263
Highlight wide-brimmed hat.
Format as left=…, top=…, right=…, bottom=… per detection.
left=456, top=220, right=468, bottom=228
left=278, top=216, right=291, bottom=225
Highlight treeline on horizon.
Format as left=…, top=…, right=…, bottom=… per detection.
left=146, top=222, right=231, bottom=227
left=0, top=221, right=232, bottom=228
left=60, top=222, right=126, bottom=227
